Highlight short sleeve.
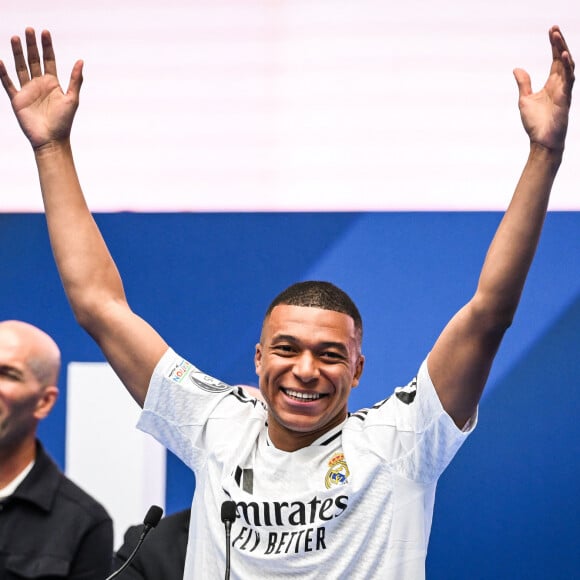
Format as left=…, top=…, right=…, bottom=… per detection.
left=346, top=359, right=476, bottom=484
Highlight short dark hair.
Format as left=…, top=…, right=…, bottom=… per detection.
left=264, top=281, right=363, bottom=341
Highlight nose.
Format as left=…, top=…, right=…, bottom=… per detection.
left=292, top=351, right=319, bottom=383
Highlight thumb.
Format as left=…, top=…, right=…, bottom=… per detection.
left=66, top=59, right=84, bottom=99
left=513, top=67, right=532, bottom=98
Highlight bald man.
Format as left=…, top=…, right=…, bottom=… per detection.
left=0, top=320, right=113, bottom=580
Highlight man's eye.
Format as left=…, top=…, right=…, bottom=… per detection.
left=274, top=345, right=295, bottom=354
left=321, top=351, right=343, bottom=360
left=0, top=368, right=22, bottom=381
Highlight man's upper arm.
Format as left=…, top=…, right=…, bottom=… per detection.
left=427, top=300, right=507, bottom=429
left=87, top=300, right=169, bottom=407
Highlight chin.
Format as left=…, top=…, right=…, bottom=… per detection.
left=281, top=416, right=326, bottom=434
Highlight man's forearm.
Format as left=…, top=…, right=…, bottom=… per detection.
left=34, top=140, right=126, bottom=325
left=474, top=143, right=563, bottom=321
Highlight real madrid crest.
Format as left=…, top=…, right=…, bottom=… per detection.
left=325, top=452, right=350, bottom=488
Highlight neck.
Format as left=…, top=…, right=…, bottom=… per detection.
left=267, top=413, right=346, bottom=452
left=0, top=437, right=37, bottom=489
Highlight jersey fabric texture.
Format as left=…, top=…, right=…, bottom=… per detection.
left=138, top=348, right=475, bottom=579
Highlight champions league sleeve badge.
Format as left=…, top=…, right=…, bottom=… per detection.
left=190, top=371, right=231, bottom=393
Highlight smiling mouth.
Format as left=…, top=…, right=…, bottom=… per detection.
left=281, top=388, right=326, bottom=402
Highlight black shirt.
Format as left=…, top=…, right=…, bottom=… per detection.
left=0, top=440, right=113, bottom=579
left=113, top=509, right=190, bottom=580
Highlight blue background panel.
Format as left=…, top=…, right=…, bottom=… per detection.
left=1, top=212, right=578, bottom=575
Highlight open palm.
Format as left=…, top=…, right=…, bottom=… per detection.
left=514, top=26, right=575, bottom=151
left=0, top=28, right=82, bottom=150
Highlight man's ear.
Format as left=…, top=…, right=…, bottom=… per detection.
left=34, top=386, right=59, bottom=420
left=254, top=343, right=262, bottom=375
left=351, top=355, right=365, bottom=388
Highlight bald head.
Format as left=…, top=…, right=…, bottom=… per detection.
left=0, top=321, right=60, bottom=471
left=0, top=320, right=61, bottom=387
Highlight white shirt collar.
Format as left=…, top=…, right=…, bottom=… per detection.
left=0, top=459, right=35, bottom=499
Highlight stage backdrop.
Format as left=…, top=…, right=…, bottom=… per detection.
left=1, top=212, right=579, bottom=577
left=1, top=1, right=579, bottom=576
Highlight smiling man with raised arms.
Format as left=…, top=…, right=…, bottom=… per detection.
left=0, top=24, right=574, bottom=579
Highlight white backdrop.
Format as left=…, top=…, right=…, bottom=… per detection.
left=1, top=0, right=578, bottom=212
left=66, top=363, right=166, bottom=547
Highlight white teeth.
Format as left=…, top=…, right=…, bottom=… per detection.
left=284, top=389, right=321, bottom=401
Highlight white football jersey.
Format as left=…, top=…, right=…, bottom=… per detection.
left=138, top=348, right=474, bottom=579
